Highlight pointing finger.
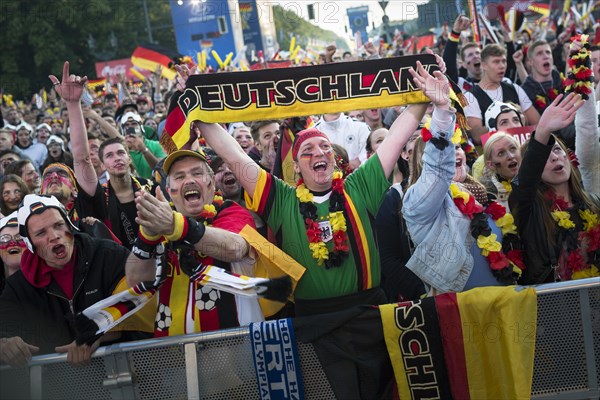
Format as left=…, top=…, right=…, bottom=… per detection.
left=62, top=61, right=70, bottom=84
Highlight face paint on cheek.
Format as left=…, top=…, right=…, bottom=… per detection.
left=41, top=175, right=72, bottom=192
left=300, top=154, right=312, bottom=160
left=324, top=148, right=333, bottom=156
left=0, top=241, right=22, bottom=250
left=169, top=188, right=181, bottom=198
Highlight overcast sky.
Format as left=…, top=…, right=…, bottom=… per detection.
left=273, top=1, right=429, bottom=38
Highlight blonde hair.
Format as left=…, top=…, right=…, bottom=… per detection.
left=482, top=133, right=520, bottom=177
left=408, top=136, right=427, bottom=187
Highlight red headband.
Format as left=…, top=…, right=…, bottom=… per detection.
left=292, top=128, right=330, bottom=161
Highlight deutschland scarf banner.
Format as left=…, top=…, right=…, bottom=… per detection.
left=380, top=286, right=537, bottom=400
left=162, top=54, right=439, bottom=152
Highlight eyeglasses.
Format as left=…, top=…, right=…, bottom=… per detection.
left=0, top=234, right=23, bottom=244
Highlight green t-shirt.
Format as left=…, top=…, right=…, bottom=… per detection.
left=130, top=139, right=166, bottom=179
left=245, top=155, right=389, bottom=300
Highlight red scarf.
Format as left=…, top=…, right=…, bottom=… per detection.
left=21, top=248, right=77, bottom=299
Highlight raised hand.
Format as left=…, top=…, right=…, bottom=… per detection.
left=409, top=60, right=450, bottom=108
left=364, top=41, right=378, bottom=57
left=537, top=93, right=584, bottom=136
left=49, top=61, right=88, bottom=104
left=424, top=48, right=446, bottom=74
left=174, top=64, right=190, bottom=92
left=453, top=15, right=472, bottom=32
left=513, top=49, right=524, bottom=64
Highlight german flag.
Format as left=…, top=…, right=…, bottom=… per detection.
left=528, top=3, right=550, bottom=17
left=87, top=78, right=106, bottom=92
left=131, top=45, right=178, bottom=80
left=380, top=286, right=537, bottom=399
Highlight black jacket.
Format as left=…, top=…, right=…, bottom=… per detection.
left=375, top=185, right=425, bottom=302
left=509, top=134, right=600, bottom=284
left=0, top=232, right=129, bottom=354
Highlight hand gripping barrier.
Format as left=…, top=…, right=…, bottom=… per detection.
left=1, top=278, right=598, bottom=399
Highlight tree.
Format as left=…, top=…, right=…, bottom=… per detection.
left=0, top=0, right=176, bottom=100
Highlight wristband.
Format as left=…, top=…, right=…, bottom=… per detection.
left=132, top=235, right=161, bottom=259
left=449, top=31, right=460, bottom=42
left=164, top=214, right=206, bottom=246
left=164, top=211, right=187, bottom=242
left=181, top=217, right=206, bottom=245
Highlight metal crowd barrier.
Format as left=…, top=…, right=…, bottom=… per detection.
left=1, top=278, right=598, bottom=400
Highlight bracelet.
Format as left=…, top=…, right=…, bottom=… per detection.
left=132, top=234, right=162, bottom=259
left=143, top=148, right=149, bottom=154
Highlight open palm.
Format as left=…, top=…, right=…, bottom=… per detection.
left=409, top=60, right=450, bottom=107
left=537, top=93, right=583, bottom=133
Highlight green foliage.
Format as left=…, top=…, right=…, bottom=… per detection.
left=1, top=1, right=347, bottom=99
left=273, top=5, right=347, bottom=52
left=0, top=0, right=176, bottom=99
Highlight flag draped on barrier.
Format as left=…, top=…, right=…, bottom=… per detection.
left=162, top=54, right=440, bottom=153
left=380, top=286, right=537, bottom=400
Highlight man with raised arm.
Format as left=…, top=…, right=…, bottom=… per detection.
left=176, top=54, right=449, bottom=316
left=49, top=62, right=155, bottom=249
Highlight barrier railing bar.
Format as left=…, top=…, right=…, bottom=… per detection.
left=532, top=389, right=600, bottom=400
left=30, top=364, right=42, bottom=400
left=184, top=343, right=200, bottom=400
left=579, top=289, right=598, bottom=391
left=531, top=278, right=599, bottom=295
left=15, top=327, right=250, bottom=368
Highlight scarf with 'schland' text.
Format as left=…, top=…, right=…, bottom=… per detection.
left=162, top=55, right=440, bottom=152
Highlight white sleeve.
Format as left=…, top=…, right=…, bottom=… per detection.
left=357, top=123, right=370, bottom=163
left=515, top=84, right=533, bottom=112
left=575, top=91, right=600, bottom=196
left=463, top=91, right=482, bottom=119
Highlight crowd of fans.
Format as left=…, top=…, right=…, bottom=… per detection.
left=0, top=14, right=598, bottom=369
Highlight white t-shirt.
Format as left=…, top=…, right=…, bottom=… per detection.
left=314, top=115, right=371, bottom=163
left=464, top=84, right=533, bottom=120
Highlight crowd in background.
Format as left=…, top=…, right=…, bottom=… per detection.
left=0, top=12, right=598, bottom=368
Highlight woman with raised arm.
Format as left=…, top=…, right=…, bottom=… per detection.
left=510, top=92, right=598, bottom=284
left=403, top=62, right=530, bottom=295
left=179, top=55, right=449, bottom=316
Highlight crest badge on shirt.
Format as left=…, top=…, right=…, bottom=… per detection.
left=318, top=220, right=333, bottom=243
left=345, top=134, right=356, bottom=144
